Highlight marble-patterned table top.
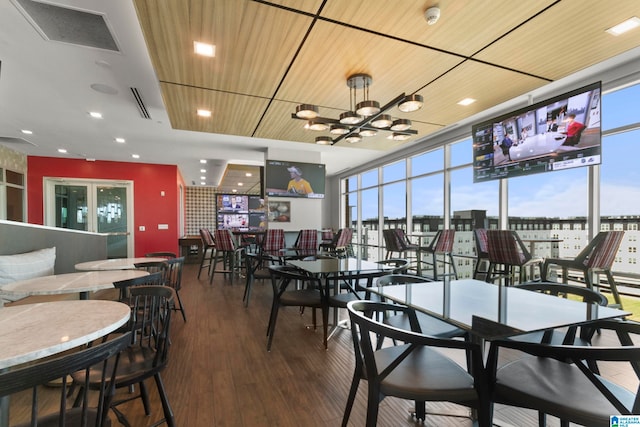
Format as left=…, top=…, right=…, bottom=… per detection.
left=75, top=257, right=166, bottom=271
left=0, top=270, right=149, bottom=297
left=0, top=300, right=130, bottom=369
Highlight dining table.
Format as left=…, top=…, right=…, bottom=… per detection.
left=366, top=278, right=629, bottom=342
left=286, top=257, right=396, bottom=337
left=0, top=269, right=149, bottom=301
left=0, top=299, right=131, bottom=426
left=75, top=256, right=167, bottom=271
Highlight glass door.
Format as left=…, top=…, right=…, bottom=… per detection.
left=45, top=179, right=134, bottom=258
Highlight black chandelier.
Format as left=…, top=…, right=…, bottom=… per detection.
left=291, top=73, right=424, bottom=145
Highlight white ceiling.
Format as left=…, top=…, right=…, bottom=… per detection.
left=1, top=0, right=640, bottom=191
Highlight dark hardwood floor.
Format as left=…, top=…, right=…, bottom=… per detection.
left=7, top=263, right=635, bottom=426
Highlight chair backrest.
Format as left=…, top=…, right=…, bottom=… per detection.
left=515, top=281, right=608, bottom=306
left=474, top=228, right=489, bottom=257
left=393, top=228, right=414, bottom=250
left=146, top=251, right=177, bottom=259
left=261, top=228, right=285, bottom=253
left=268, top=264, right=323, bottom=297
left=214, top=229, right=237, bottom=252
left=433, top=229, right=455, bottom=253
left=382, top=229, right=401, bottom=252
left=375, top=258, right=409, bottom=273
left=487, top=230, right=530, bottom=265
left=335, top=227, right=353, bottom=248
left=581, top=230, right=625, bottom=269
left=0, top=332, right=131, bottom=427
left=134, top=260, right=169, bottom=282
left=321, top=229, right=334, bottom=242
left=295, top=229, right=318, bottom=251
left=165, top=256, right=185, bottom=291
left=199, top=228, right=214, bottom=247
left=114, top=271, right=165, bottom=302
left=376, top=273, right=431, bottom=286
left=128, top=285, right=174, bottom=367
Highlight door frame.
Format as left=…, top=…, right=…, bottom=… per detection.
left=43, top=177, right=135, bottom=257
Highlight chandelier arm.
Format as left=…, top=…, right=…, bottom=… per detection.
left=331, top=93, right=406, bottom=145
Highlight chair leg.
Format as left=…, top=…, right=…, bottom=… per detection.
left=154, top=373, right=176, bottom=427
left=267, top=303, right=281, bottom=351
left=341, top=369, right=361, bottom=427
left=209, top=250, right=219, bottom=285
left=139, top=381, right=151, bottom=415
left=365, top=384, right=381, bottom=427
left=413, top=400, right=426, bottom=421
left=175, top=290, right=187, bottom=322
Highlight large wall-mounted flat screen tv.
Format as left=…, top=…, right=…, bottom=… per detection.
left=216, top=194, right=266, bottom=231
left=472, top=82, right=601, bottom=183
left=265, top=160, right=326, bottom=198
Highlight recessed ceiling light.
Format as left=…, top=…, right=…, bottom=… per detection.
left=21, top=129, right=32, bottom=135
left=232, top=189, right=237, bottom=193
left=606, top=17, right=640, bottom=36
left=115, top=137, right=125, bottom=143
left=132, top=154, right=140, bottom=159
left=245, top=172, right=252, bottom=177
left=200, top=181, right=206, bottom=185
left=89, top=111, right=103, bottom=119
left=458, top=98, right=476, bottom=106
left=237, top=183, right=243, bottom=186
left=57, top=148, right=67, bottom=153
left=200, top=159, right=207, bottom=164
left=197, top=109, right=212, bottom=117
left=194, top=41, right=215, bottom=57
left=200, top=169, right=207, bottom=173
left=200, top=176, right=206, bottom=180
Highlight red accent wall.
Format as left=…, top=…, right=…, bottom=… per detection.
left=27, top=157, right=185, bottom=257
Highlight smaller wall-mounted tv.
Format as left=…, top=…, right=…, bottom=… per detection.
left=216, top=194, right=266, bottom=231
left=472, top=81, right=601, bottom=183
left=265, top=160, right=326, bottom=199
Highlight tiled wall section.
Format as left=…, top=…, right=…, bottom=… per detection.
left=0, top=145, right=27, bottom=173
left=185, top=186, right=217, bottom=235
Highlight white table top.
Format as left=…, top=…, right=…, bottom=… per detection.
left=0, top=270, right=149, bottom=297
left=0, top=300, right=130, bottom=369
left=75, top=257, right=166, bottom=271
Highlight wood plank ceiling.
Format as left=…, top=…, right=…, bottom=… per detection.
left=132, top=0, right=640, bottom=157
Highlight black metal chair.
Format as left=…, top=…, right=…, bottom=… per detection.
left=542, top=230, right=625, bottom=307
left=0, top=332, right=130, bottom=427
left=486, top=230, right=543, bottom=285
left=267, top=264, right=327, bottom=350
left=419, top=229, right=458, bottom=280
left=197, top=228, right=216, bottom=280
left=473, top=228, right=490, bottom=280
left=344, top=300, right=490, bottom=427
left=487, top=318, right=640, bottom=427
left=165, top=256, right=187, bottom=322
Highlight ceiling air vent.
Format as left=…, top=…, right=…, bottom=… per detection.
left=130, top=87, right=151, bottom=119
left=13, top=0, right=120, bottom=52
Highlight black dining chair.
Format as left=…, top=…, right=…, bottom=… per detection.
left=267, top=264, right=328, bottom=350
left=542, top=230, right=625, bottom=307
left=487, top=318, right=640, bottom=427
left=165, top=256, right=187, bottom=321
left=0, top=332, right=131, bottom=427
left=344, top=300, right=490, bottom=427
left=419, top=229, right=458, bottom=280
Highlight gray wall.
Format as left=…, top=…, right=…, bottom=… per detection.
left=0, top=220, right=107, bottom=273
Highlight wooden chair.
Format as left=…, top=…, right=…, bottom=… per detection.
left=165, top=256, right=186, bottom=322
left=197, top=228, right=216, bottom=279
left=542, top=230, right=625, bottom=307
left=292, top=228, right=318, bottom=257
left=210, top=229, right=244, bottom=284
left=145, top=251, right=177, bottom=259
left=419, top=229, right=458, bottom=280
left=0, top=332, right=130, bottom=427
left=344, top=300, right=490, bottom=427
left=486, top=230, right=542, bottom=285
left=267, top=265, right=327, bottom=350
left=487, top=318, right=640, bottom=427
left=473, top=228, right=490, bottom=280
left=72, top=286, right=176, bottom=427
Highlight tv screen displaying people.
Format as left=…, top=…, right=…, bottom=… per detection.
left=472, top=82, right=601, bottom=183
left=265, top=160, right=326, bottom=198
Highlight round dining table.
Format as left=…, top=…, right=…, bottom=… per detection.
left=0, top=270, right=149, bottom=300
left=0, top=299, right=131, bottom=426
left=74, top=257, right=166, bottom=271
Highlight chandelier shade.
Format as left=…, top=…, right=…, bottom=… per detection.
left=291, top=73, right=422, bottom=145
left=390, top=119, right=412, bottom=131
left=371, top=114, right=393, bottom=129
left=295, top=104, right=319, bottom=119
left=398, top=94, right=424, bottom=112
